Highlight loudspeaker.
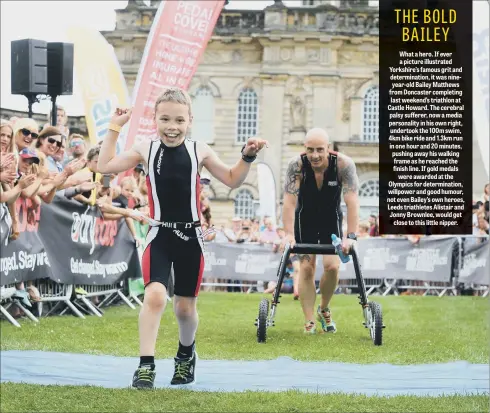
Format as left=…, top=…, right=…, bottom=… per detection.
left=47, top=42, right=74, bottom=96
left=11, top=39, right=48, bottom=95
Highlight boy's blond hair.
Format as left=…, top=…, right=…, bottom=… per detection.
left=121, top=176, right=137, bottom=190
left=154, top=87, right=192, bottom=117
left=13, top=118, right=39, bottom=137
left=0, top=119, right=16, bottom=154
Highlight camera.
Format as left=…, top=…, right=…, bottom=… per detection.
left=102, top=174, right=111, bottom=188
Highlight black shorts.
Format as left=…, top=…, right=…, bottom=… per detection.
left=141, top=227, right=204, bottom=297
left=294, top=219, right=343, bottom=246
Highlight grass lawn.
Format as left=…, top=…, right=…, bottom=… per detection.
left=1, top=293, right=488, bottom=412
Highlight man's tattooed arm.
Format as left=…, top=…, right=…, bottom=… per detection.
left=282, top=156, right=302, bottom=237
left=339, top=154, right=360, bottom=235
left=284, top=156, right=302, bottom=196
left=339, top=156, right=359, bottom=196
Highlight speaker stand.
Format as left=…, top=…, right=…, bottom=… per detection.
left=24, top=94, right=39, bottom=118
left=50, top=95, right=58, bottom=127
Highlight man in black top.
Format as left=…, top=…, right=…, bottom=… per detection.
left=281, top=128, right=360, bottom=334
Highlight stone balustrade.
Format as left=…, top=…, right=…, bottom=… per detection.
left=111, top=0, right=379, bottom=37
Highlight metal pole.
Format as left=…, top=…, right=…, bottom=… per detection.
left=27, top=94, right=35, bottom=118
left=51, top=95, right=57, bottom=126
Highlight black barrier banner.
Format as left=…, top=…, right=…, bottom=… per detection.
left=0, top=203, right=52, bottom=284
left=203, top=236, right=457, bottom=283
left=203, top=242, right=281, bottom=282
left=459, top=241, right=490, bottom=286
left=379, top=0, right=473, bottom=235
left=0, top=196, right=141, bottom=286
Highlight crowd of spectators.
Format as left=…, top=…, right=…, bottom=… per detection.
left=472, top=183, right=489, bottom=239
left=0, top=107, right=150, bottom=312
left=1, top=106, right=489, bottom=311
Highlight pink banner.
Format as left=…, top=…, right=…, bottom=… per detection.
left=125, top=0, right=225, bottom=150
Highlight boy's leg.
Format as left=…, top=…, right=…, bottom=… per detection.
left=132, top=232, right=172, bottom=389
left=170, top=239, right=204, bottom=385
left=139, top=282, right=168, bottom=356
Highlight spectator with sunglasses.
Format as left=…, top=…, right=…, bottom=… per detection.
left=29, top=126, right=86, bottom=197
left=13, top=118, right=39, bottom=152
left=52, top=137, right=67, bottom=166
left=14, top=148, right=67, bottom=204
left=64, top=134, right=87, bottom=166
left=35, top=126, right=65, bottom=173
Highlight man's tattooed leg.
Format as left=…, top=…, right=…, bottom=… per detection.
left=298, top=254, right=312, bottom=263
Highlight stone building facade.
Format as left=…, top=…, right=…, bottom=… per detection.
left=101, top=0, right=381, bottom=225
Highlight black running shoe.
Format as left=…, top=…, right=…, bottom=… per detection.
left=170, top=352, right=197, bottom=385
left=132, top=366, right=156, bottom=389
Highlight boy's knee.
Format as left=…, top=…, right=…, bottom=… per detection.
left=144, top=283, right=167, bottom=311
left=174, top=300, right=197, bottom=320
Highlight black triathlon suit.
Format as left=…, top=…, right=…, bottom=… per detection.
left=294, top=151, right=343, bottom=245
left=142, top=138, right=205, bottom=297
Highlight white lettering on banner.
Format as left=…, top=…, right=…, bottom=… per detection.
left=156, top=43, right=199, bottom=58
left=153, top=51, right=178, bottom=63
left=460, top=253, right=487, bottom=278
left=139, top=118, right=154, bottom=126
left=1, top=251, right=50, bottom=276
left=474, top=28, right=489, bottom=116
left=70, top=258, right=128, bottom=278
left=0, top=203, right=12, bottom=246
left=472, top=2, right=489, bottom=175
left=150, top=66, right=192, bottom=78
left=203, top=251, right=226, bottom=271
left=71, top=210, right=96, bottom=254
left=81, top=65, right=110, bottom=99
left=123, top=0, right=224, bottom=150
left=91, top=94, right=120, bottom=145
left=1, top=252, right=17, bottom=275
left=235, top=253, right=279, bottom=275
left=174, top=1, right=212, bottom=34
left=405, top=248, right=448, bottom=272
left=344, top=248, right=399, bottom=271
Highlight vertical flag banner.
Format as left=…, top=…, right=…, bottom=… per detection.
left=472, top=1, right=489, bottom=176
left=66, top=26, right=131, bottom=153
left=257, top=162, right=277, bottom=224
left=125, top=0, right=226, bottom=150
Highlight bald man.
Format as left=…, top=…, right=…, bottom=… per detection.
left=281, top=128, right=360, bottom=334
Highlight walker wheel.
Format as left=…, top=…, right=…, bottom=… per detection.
left=256, top=298, right=269, bottom=343
left=368, top=301, right=383, bottom=346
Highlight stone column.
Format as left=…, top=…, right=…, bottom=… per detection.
left=311, top=76, right=339, bottom=140
left=259, top=74, right=287, bottom=204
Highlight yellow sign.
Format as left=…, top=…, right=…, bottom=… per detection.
left=66, top=26, right=130, bottom=153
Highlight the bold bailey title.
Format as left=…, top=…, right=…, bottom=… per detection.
left=395, top=9, right=456, bottom=42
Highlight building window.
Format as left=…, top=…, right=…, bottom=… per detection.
left=190, top=87, right=214, bottom=143
left=234, top=189, right=254, bottom=219
left=236, top=88, right=258, bottom=144
left=362, top=86, right=379, bottom=142
left=359, top=179, right=379, bottom=197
